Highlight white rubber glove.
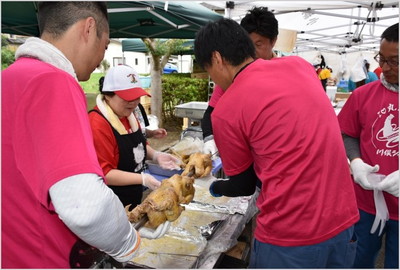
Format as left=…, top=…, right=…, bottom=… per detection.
left=153, top=151, right=181, bottom=170
left=138, top=221, right=171, bottom=239
left=376, top=170, right=399, bottom=197
left=370, top=188, right=389, bottom=236
left=203, top=136, right=218, bottom=158
left=141, top=172, right=161, bottom=190
left=350, top=158, right=380, bottom=190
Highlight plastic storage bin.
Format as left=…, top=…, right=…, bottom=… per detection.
left=139, top=76, right=151, bottom=88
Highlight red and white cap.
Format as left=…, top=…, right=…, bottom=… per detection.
left=102, top=65, right=151, bottom=101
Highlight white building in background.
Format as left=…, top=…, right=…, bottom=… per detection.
left=95, top=39, right=193, bottom=75
left=94, top=39, right=148, bottom=74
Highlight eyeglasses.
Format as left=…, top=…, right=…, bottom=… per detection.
left=374, top=54, right=399, bottom=68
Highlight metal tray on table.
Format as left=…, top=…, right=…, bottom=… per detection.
left=175, top=102, right=208, bottom=119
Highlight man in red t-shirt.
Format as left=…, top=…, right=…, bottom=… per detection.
left=194, top=18, right=359, bottom=268
left=201, top=7, right=279, bottom=156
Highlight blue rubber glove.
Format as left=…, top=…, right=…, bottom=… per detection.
left=209, top=181, right=223, bottom=197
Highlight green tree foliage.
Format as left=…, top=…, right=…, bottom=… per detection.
left=142, top=38, right=192, bottom=127
left=1, top=35, right=15, bottom=70
left=162, top=73, right=208, bottom=120
left=100, top=59, right=110, bottom=73
left=2, top=35, right=9, bottom=46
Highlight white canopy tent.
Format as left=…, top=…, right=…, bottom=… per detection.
left=198, top=1, right=399, bottom=79
left=200, top=1, right=398, bottom=53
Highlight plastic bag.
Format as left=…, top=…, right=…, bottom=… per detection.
left=350, top=57, right=367, bottom=82
left=170, top=136, right=204, bottom=156
left=147, top=114, right=159, bottom=130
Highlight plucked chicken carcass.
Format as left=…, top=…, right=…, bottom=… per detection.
left=126, top=174, right=195, bottom=229
left=181, top=152, right=212, bottom=178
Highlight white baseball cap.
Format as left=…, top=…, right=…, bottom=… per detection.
left=102, top=65, right=151, bottom=101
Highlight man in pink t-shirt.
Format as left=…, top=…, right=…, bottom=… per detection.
left=337, top=23, right=399, bottom=268
left=194, top=18, right=359, bottom=268
left=2, top=3, right=167, bottom=268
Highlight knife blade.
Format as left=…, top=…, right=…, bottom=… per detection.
left=133, top=215, right=149, bottom=230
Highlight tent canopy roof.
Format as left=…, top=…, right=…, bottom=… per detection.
left=2, top=1, right=397, bottom=54
left=1, top=1, right=222, bottom=39
left=199, top=0, right=399, bottom=54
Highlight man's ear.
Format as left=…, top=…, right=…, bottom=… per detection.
left=82, top=17, right=96, bottom=42
left=212, top=51, right=224, bottom=69
left=271, top=37, right=278, bottom=48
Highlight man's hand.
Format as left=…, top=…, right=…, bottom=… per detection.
left=376, top=170, right=399, bottom=197
left=350, top=158, right=380, bottom=190
left=141, top=173, right=161, bottom=190
left=138, top=221, right=171, bottom=239
left=203, top=135, right=218, bottom=159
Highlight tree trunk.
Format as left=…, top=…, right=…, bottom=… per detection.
left=142, top=38, right=175, bottom=128
left=150, top=57, right=163, bottom=127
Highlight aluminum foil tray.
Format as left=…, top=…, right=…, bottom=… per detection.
left=129, top=176, right=253, bottom=268
left=130, top=209, right=228, bottom=268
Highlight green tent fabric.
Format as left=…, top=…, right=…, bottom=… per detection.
left=1, top=2, right=39, bottom=37
left=122, top=38, right=194, bottom=55
left=1, top=1, right=222, bottom=38
left=122, top=39, right=167, bottom=53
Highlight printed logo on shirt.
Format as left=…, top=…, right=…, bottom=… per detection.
left=372, top=103, right=399, bottom=157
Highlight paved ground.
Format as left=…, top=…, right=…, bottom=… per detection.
left=147, top=129, right=181, bottom=152
left=147, top=117, right=183, bottom=151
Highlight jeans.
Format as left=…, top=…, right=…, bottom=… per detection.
left=353, top=209, right=399, bottom=268
left=248, top=226, right=356, bottom=268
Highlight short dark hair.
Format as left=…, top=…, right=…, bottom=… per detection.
left=240, top=7, right=278, bottom=40
left=98, top=76, right=114, bottom=97
left=38, top=2, right=109, bottom=39
left=194, top=18, right=256, bottom=69
left=381, top=23, right=398, bottom=42
left=98, top=76, right=105, bottom=92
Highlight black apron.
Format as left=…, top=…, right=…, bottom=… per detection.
left=89, top=110, right=147, bottom=211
